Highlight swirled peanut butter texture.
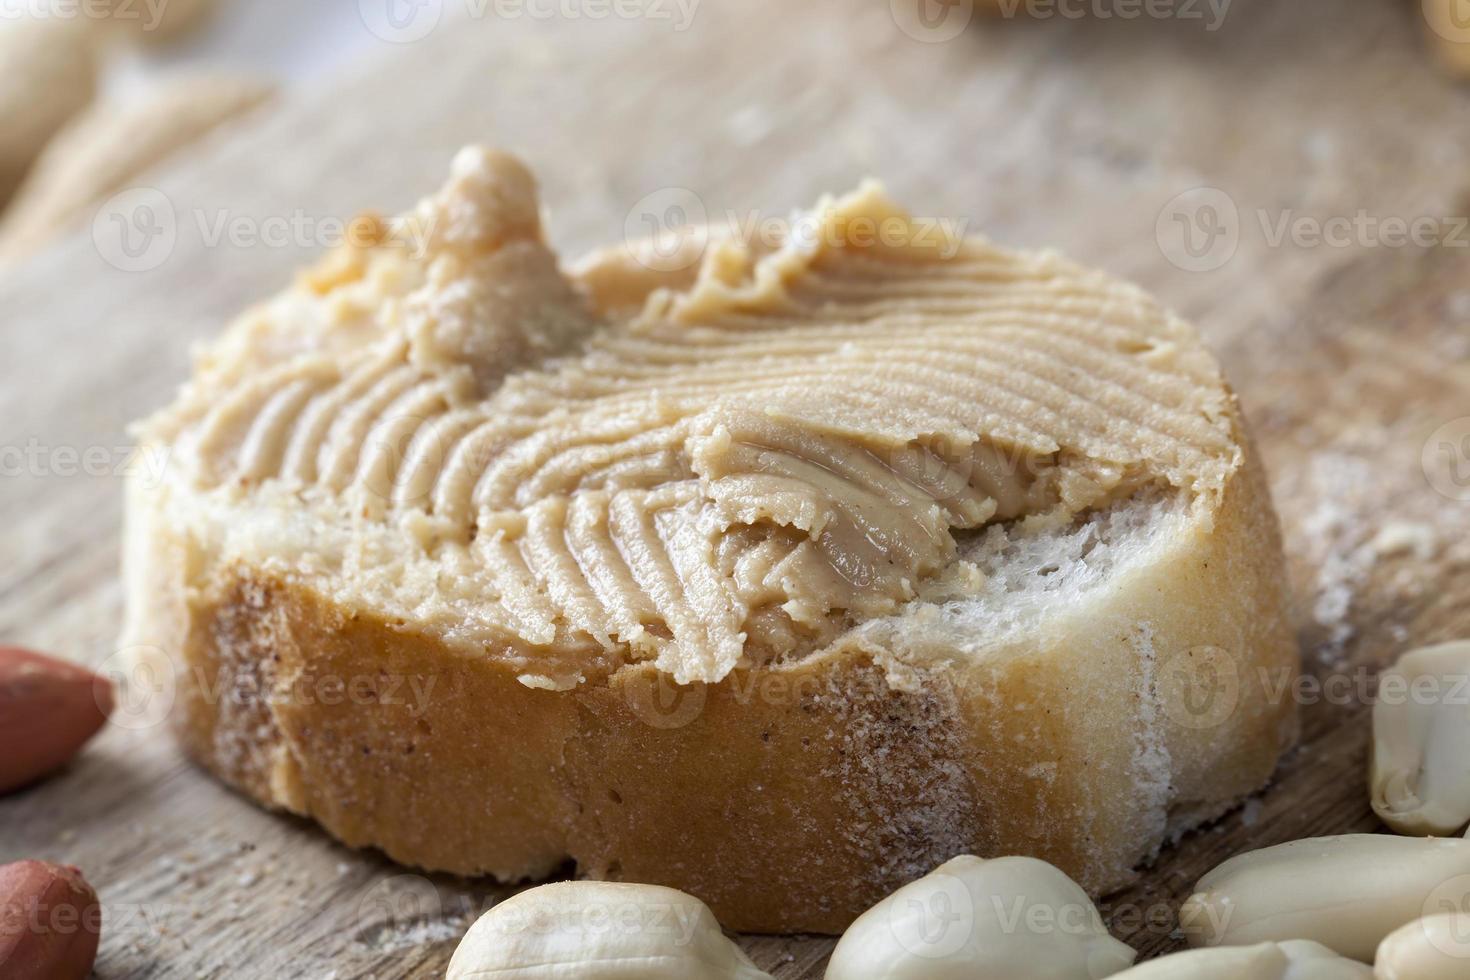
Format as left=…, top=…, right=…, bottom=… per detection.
left=138, top=147, right=1242, bottom=690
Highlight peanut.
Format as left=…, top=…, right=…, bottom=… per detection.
left=0, top=861, right=101, bottom=980
left=1180, top=835, right=1470, bottom=963
left=1375, top=913, right=1470, bottom=979
left=0, top=16, right=99, bottom=208
left=1370, top=641, right=1470, bottom=837
left=0, top=647, right=113, bottom=794
left=1110, top=940, right=1371, bottom=978
left=826, top=855, right=1136, bottom=980
left=447, top=880, right=771, bottom=979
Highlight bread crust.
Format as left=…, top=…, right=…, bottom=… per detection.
left=128, top=407, right=1297, bottom=933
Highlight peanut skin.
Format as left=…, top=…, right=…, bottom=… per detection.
left=0, top=861, right=101, bottom=980
left=0, top=647, right=113, bottom=794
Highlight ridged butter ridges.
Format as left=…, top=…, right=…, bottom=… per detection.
left=138, top=147, right=1240, bottom=689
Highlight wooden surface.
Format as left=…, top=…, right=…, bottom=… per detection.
left=3, top=0, right=1470, bottom=975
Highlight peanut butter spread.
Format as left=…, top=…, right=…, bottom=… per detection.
left=138, top=148, right=1241, bottom=689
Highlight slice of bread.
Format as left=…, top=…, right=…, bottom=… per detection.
left=123, top=148, right=1298, bottom=933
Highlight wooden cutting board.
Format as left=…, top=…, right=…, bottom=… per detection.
left=3, top=0, right=1469, bottom=975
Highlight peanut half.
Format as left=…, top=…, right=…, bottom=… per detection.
left=0, top=647, right=113, bottom=794
left=1424, top=0, right=1470, bottom=78
left=1375, top=913, right=1470, bottom=980
left=0, top=861, right=101, bottom=980
left=1180, top=835, right=1470, bottom=963
left=825, top=855, right=1136, bottom=980
left=1109, top=940, right=1371, bottom=978
left=1370, top=641, right=1470, bottom=837
left=0, top=16, right=98, bottom=207
left=447, top=881, right=771, bottom=980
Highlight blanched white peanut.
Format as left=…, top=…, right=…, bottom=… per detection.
left=445, top=881, right=771, bottom=980
left=1371, top=641, right=1470, bottom=836
left=1109, top=940, right=1371, bottom=979
left=1375, top=914, right=1470, bottom=980
left=1180, top=835, right=1470, bottom=963
left=825, top=855, right=1136, bottom=980
left=1424, top=0, right=1470, bottom=79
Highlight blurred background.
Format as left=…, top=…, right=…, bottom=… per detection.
left=2, top=1, right=1470, bottom=977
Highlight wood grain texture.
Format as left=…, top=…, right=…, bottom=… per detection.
left=1, top=0, right=1468, bottom=975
